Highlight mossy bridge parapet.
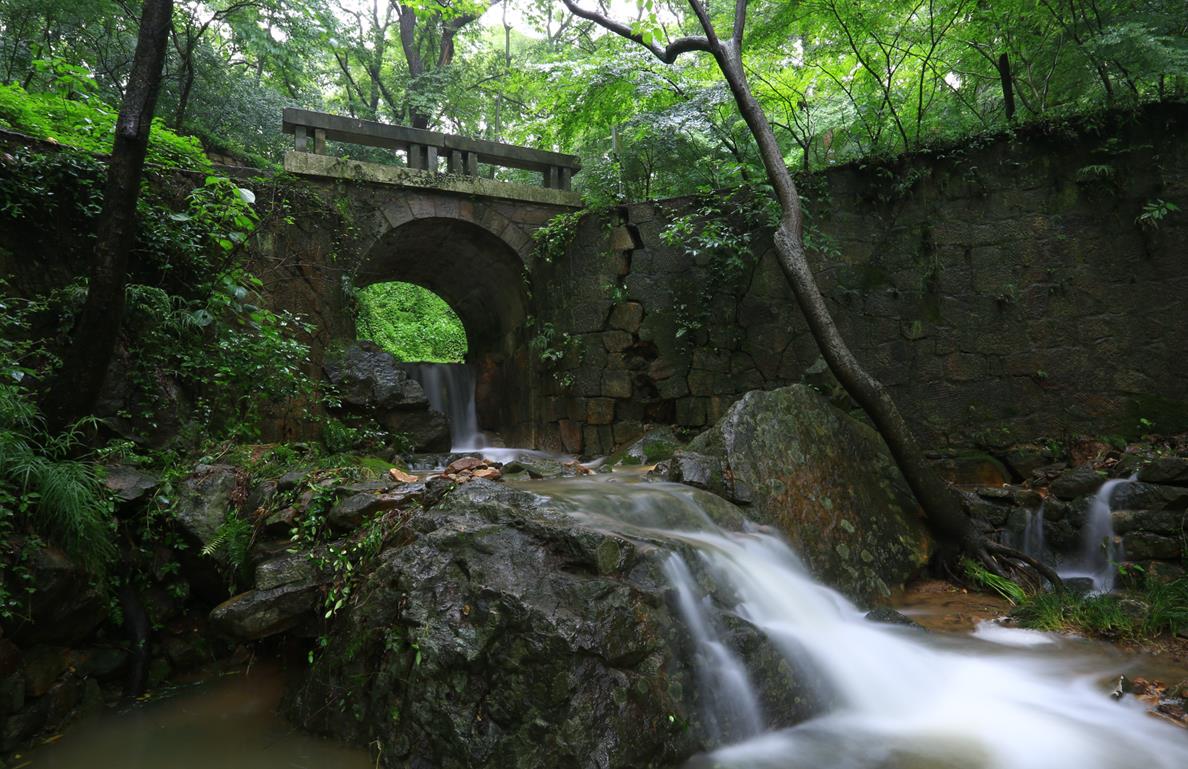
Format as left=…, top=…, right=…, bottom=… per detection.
left=281, top=107, right=582, bottom=207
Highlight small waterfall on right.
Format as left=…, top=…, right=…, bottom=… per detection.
left=1063, top=476, right=1132, bottom=593
left=532, top=474, right=1188, bottom=769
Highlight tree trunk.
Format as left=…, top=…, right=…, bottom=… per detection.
left=42, top=0, right=174, bottom=429
left=709, top=44, right=985, bottom=554
left=997, top=53, right=1016, bottom=120
left=558, top=0, right=1060, bottom=586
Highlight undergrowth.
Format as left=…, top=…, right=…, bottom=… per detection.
left=1011, top=577, right=1188, bottom=640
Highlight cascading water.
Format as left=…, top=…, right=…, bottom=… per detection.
left=1063, top=476, right=1132, bottom=593
left=528, top=472, right=1188, bottom=769
left=401, top=363, right=484, bottom=450
left=1020, top=503, right=1047, bottom=560
left=664, top=556, right=765, bottom=744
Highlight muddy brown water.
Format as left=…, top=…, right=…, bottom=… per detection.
left=16, top=665, right=370, bottom=769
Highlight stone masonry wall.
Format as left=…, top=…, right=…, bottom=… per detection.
left=531, top=103, right=1188, bottom=457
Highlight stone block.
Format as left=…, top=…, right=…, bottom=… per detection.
left=1111, top=508, right=1186, bottom=536
left=675, top=397, right=707, bottom=427
left=587, top=398, right=616, bottom=425
left=1121, top=532, right=1180, bottom=560
left=609, top=225, right=638, bottom=252
left=608, top=302, right=645, bottom=333
left=558, top=420, right=583, bottom=453
left=657, top=375, right=690, bottom=400
left=603, top=330, right=633, bottom=352
left=602, top=371, right=633, bottom=399
left=688, top=370, right=716, bottom=397
left=692, top=347, right=731, bottom=372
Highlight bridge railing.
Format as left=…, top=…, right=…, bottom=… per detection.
left=282, top=108, right=581, bottom=191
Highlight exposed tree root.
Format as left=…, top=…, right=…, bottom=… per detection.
left=972, top=538, right=1064, bottom=593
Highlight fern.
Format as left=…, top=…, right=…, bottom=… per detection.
left=0, top=383, right=116, bottom=578
left=202, top=512, right=254, bottom=576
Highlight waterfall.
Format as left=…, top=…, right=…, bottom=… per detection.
left=1020, top=503, right=1047, bottom=560
left=401, top=363, right=484, bottom=451
left=664, top=555, right=765, bottom=745
left=1062, top=476, right=1131, bottom=593
left=529, top=473, right=1188, bottom=769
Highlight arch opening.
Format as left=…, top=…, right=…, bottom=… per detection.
left=357, top=216, right=532, bottom=446
left=355, top=282, right=467, bottom=363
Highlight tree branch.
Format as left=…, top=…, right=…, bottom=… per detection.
left=559, top=0, right=711, bottom=63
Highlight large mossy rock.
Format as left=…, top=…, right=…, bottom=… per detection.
left=285, top=481, right=807, bottom=769
left=665, top=385, right=931, bottom=603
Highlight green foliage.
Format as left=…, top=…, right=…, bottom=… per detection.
left=528, top=319, right=582, bottom=389
left=0, top=83, right=211, bottom=170
left=532, top=211, right=583, bottom=264
left=0, top=291, right=116, bottom=588
left=659, top=184, right=779, bottom=343
left=962, top=558, right=1028, bottom=605
left=355, top=281, right=466, bottom=363
left=1012, top=577, right=1188, bottom=639
left=201, top=510, right=254, bottom=580
left=1136, top=198, right=1181, bottom=228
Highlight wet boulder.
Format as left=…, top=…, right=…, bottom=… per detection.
left=663, top=385, right=931, bottom=603
left=1110, top=482, right=1188, bottom=511
left=210, top=582, right=320, bottom=640
left=1137, top=457, right=1188, bottom=486
left=286, top=481, right=803, bottom=769
left=102, top=464, right=159, bottom=505
left=377, top=408, right=450, bottom=453
left=323, top=341, right=427, bottom=411
left=172, top=464, right=242, bottom=552
left=1049, top=466, right=1104, bottom=499
left=612, top=426, right=683, bottom=466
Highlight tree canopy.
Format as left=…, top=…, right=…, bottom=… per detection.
left=1, top=0, right=1182, bottom=196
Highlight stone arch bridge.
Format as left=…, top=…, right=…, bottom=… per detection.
left=253, top=109, right=584, bottom=443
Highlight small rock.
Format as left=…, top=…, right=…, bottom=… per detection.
left=328, top=488, right=418, bottom=529
left=1121, top=532, right=1181, bottom=560
left=445, top=457, right=485, bottom=474
left=102, top=465, right=159, bottom=504
left=67, top=648, right=128, bottom=680
left=1049, top=466, right=1103, bottom=499
left=277, top=470, right=307, bottom=492
left=0, top=673, right=24, bottom=715
left=389, top=467, right=418, bottom=484
left=864, top=607, right=924, bottom=630
left=255, top=552, right=322, bottom=590
left=472, top=467, right=502, bottom=481
left=173, top=464, right=242, bottom=551
left=323, top=342, right=426, bottom=411
left=210, top=583, right=320, bottom=640
left=1062, top=577, right=1096, bottom=597
left=660, top=451, right=724, bottom=492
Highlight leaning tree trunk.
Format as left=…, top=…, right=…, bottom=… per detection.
left=560, top=0, right=1060, bottom=587
left=42, top=0, right=175, bottom=429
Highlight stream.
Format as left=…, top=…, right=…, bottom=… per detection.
left=24, top=460, right=1188, bottom=768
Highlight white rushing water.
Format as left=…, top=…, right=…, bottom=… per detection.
left=531, top=473, right=1188, bottom=769
left=402, top=363, right=485, bottom=450
left=1062, top=476, right=1132, bottom=593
